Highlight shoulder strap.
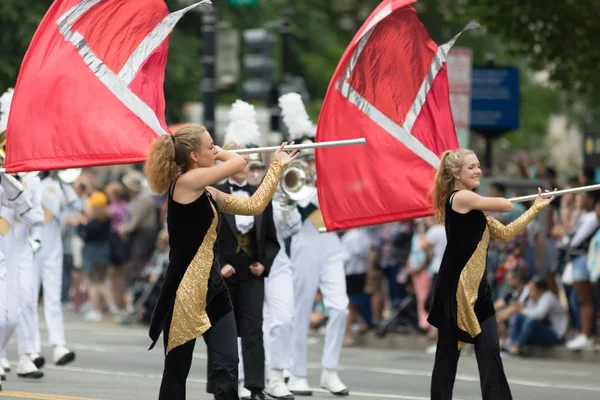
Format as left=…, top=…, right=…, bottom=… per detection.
left=448, top=190, right=459, bottom=206
left=168, top=174, right=182, bottom=198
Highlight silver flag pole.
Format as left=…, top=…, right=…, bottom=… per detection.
left=0, top=138, right=367, bottom=174
left=230, top=138, right=366, bottom=154
left=506, top=183, right=600, bottom=203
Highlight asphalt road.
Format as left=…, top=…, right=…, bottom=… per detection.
left=1, top=310, right=599, bottom=399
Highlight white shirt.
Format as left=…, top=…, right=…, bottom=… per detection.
left=228, top=179, right=254, bottom=235
left=426, top=224, right=447, bottom=275
left=523, top=291, right=568, bottom=338
left=568, top=211, right=598, bottom=249
left=340, top=228, right=372, bottom=276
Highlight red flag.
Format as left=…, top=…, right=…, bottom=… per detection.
left=4, top=0, right=210, bottom=173
left=315, top=0, right=477, bottom=231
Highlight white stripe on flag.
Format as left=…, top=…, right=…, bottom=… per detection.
left=56, top=0, right=214, bottom=137
left=118, top=1, right=212, bottom=84
left=335, top=16, right=479, bottom=169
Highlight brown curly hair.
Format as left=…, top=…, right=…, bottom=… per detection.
left=144, top=124, right=206, bottom=194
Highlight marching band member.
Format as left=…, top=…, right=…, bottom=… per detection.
left=279, top=93, right=350, bottom=396
left=224, top=100, right=298, bottom=400
left=30, top=170, right=80, bottom=366
left=209, top=100, right=281, bottom=400
left=0, top=167, right=46, bottom=386
left=261, top=189, right=302, bottom=399
left=0, top=170, right=45, bottom=380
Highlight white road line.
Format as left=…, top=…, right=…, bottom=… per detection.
left=38, top=365, right=437, bottom=400
left=28, top=343, right=599, bottom=393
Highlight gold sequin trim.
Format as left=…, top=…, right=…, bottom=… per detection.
left=222, top=157, right=284, bottom=216
left=486, top=202, right=545, bottom=242
left=166, top=197, right=218, bottom=355
left=456, top=226, right=490, bottom=349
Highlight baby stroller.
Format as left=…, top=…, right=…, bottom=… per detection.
left=118, top=252, right=168, bottom=325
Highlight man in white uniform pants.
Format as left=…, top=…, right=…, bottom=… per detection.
left=278, top=93, right=349, bottom=396
left=0, top=172, right=45, bottom=386
left=261, top=190, right=302, bottom=399
left=31, top=171, right=80, bottom=366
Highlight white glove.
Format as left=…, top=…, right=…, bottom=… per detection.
left=29, top=238, right=41, bottom=253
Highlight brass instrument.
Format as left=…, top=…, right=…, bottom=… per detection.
left=278, top=158, right=316, bottom=210
left=56, top=168, right=82, bottom=184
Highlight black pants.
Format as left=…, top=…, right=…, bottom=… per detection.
left=431, top=316, right=512, bottom=400
left=159, top=311, right=239, bottom=400
left=209, top=278, right=265, bottom=393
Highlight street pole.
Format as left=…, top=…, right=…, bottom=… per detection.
left=202, top=2, right=218, bottom=135
left=281, top=7, right=292, bottom=78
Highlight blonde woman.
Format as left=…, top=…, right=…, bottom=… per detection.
left=427, top=148, right=555, bottom=400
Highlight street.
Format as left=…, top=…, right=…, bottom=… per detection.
left=1, top=310, right=599, bottom=400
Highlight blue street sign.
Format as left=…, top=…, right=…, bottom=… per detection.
left=470, top=67, right=520, bottom=132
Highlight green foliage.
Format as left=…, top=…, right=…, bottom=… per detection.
left=453, top=0, right=600, bottom=108
left=504, top=75, right=563, bottom=149
left=0, top=0, right=53, bottom=93
left=0, top=0, right=588, bottom=155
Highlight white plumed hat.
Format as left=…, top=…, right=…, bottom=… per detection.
left=278, top=92, right=315, bottom=141
left=0, top=88, right=14, bottom=133
left=223, top=99, right=261, bottom=148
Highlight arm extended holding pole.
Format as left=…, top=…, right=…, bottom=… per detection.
left=319, top=184, right=600, bottom=233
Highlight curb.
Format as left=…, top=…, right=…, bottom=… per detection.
left=348, top=331, right=600, bottom=362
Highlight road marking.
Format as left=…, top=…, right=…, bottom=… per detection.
left=36, top=365, right=446, bottom=400
left=0, top=391, right=101, bottom=400
left=23, top=344, right=600, bottom=394
left=335, top=364, right=600, bottom=393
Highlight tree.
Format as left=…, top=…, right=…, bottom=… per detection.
left=0, top=0, right=202, bottom=124
left=452, top=0, right=600, bottom=107
left=0, top=0, right=53, bottom=93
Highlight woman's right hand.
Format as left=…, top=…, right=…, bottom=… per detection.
left=214, top=145, right=225, bottom=161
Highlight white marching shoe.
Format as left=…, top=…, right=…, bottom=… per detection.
left=0, top=358, right=10, bottom=373
left=320, top=369, right=349, bottom=396
left=53, top=345, right=75, bottom=366
left=29, top=353, right=46, bottom=369
left=265, top=369, right=294, bottom=399
left=238, top=379, right=252, bottom=400
left=17, top=355, right=44, bottom=379
left=287, top=374, right=312, bottom=396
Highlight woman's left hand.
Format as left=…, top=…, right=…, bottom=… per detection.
left=274, top=141, right=301, bottom=166
left=534, top=187, right=557, bottom=206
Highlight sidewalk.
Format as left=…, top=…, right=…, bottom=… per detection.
left=346, top=331, right=600, bottom=362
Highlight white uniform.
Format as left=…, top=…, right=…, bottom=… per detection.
left=32, top=176, right=79, bottom=363
left=14, top=175, right=44, bottom=358
left=236, top=193, right=301, bottom=398
left=0, top=186, right=19, bottom=351
left=287, top=189, right=349, bottom=395
left=0, top=174, right=44, bottom=378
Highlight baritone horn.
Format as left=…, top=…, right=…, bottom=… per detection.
left=280, top=158, right=316, bottom=204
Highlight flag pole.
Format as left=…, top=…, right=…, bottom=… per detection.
left=317, top=183, right=600, bottom=233
left=230, top=138, right=366, bottom=154
left=0, top=138, right=367, bottom=174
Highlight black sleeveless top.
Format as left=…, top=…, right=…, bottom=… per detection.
left=427, top=191, right=495, bottom=343
left=149, top=177, right=232, bottom=353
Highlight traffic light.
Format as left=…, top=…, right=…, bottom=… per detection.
left=241, top=28, right=276, bottom=104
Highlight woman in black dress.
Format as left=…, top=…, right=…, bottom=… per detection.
left=144, top=124, right=298, bottom=400
left=427, top=148, right=555, bottom=400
